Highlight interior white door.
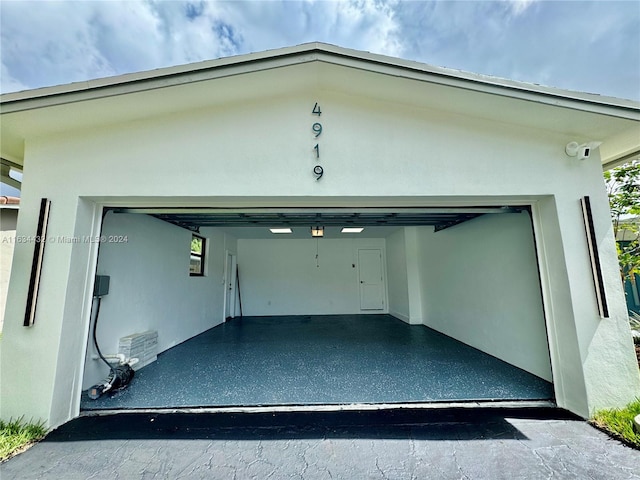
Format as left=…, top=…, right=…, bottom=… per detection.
left=358, top=248, right=385, bottom=310
left=224, top=252, right=237, bottom=320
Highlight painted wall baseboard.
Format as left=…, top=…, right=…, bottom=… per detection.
left=390, top=311, right=410, bottom=324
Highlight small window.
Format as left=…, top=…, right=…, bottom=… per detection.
left=190, top=234, right=206, bottom=276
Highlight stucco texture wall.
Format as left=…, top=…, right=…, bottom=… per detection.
left=1, top=87, right=638, bottom=426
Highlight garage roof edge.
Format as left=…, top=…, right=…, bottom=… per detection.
left=1, top=42, right=638, bottom=119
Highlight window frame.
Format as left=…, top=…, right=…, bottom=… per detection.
left=189, top=234, right=206, bottom=277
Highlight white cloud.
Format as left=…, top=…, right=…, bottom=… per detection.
left=1, top=1, right=116, bottom=88
left=319, top=0, right=402, bottom=56
left=200, top=0, right=403, bottom=57
left=0, top=0, right=638, bottom=101
left=389, top=1, right=639, bottom=100
left=505, top=0, right=537, bottom=16
left=1, top=62, right=29, bottom=94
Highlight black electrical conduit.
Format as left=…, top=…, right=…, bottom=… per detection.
left=87, top=209, right=138, bottom=400
left=90, top=208, right=114, bottom=374
left=92, top=296, right=113, bottom=372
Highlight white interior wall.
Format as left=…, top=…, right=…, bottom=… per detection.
left=416, top=212, right=553, bottom=381
left=404, top=227, right=426, bottom=325
left=238, top=237, right=385, bottom=316
left=82, top=213, right=233, bottom=389
left=386, top=229, right=410, bottom=323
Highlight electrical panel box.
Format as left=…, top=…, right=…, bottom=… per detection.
left=94, top=275, right=110, bottom=297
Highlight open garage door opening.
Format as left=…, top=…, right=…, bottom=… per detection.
left=80, top=206, right=554, bottom=411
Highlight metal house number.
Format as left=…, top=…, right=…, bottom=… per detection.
left=312, top=102, right=323, bottom=180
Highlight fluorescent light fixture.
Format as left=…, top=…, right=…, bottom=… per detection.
left=311, top=226, right=324, bottom=238
left=341, top=227, right=364, bottom=233
left=270, top=228, right=292, bottom=234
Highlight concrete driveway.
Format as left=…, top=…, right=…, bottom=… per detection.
left=2, top=407, right=639, bottom=479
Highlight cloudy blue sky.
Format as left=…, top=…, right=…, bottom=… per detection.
left=1, top=0, right=639, bottom=102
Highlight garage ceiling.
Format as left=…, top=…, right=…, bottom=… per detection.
left=112, top=206, right=526, bottom=235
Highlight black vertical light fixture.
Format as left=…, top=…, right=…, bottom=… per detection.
left=24, top=198, right=51, bottom=326
left=580, top=196, right=609, bottom=318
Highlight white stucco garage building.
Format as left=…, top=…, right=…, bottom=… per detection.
left=1, top=43, right=639, bottom=428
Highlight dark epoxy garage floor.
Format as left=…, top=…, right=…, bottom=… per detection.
left=81, top=315, right=553, bottom=410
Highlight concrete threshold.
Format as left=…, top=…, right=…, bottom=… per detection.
left=80, top=399, right=557, bottom=417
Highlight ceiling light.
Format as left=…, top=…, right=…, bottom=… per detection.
left=311, top=226, right=324, bottom=238
left=341, top=227, right=364, bottom=233
left=270, top=228, right=292, bottom=234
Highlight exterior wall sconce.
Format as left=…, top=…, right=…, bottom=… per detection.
left=311, top=226, right=324, bottom=238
